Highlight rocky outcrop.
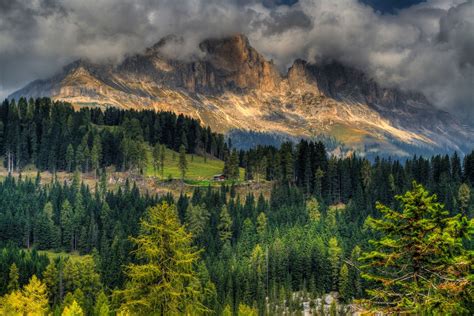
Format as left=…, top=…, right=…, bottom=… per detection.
left=9, top=33, right=474, bottom=156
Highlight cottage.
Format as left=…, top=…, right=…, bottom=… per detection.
left=213, top=174, right=226, bottom=181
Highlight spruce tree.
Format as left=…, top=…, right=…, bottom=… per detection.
left=360, top=182, right=473, bottom=314
left=218, top=205, right=233, bottom=244
left=66, top=144, right=75, bottom=172
left=178, top=144, right=187, bottom=180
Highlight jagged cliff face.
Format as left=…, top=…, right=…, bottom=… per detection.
left=10, top=34, right=473, bottom=156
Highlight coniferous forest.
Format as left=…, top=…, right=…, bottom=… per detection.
left=0, top=98, right=472, bottom=315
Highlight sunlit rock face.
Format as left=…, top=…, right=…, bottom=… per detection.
left=10, top=34, right=474, bottom=156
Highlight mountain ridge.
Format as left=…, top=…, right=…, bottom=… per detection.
left=9, top=33, right=473, bottom=156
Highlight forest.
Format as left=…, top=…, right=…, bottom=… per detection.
left=0, top=98, right=472, bottom=315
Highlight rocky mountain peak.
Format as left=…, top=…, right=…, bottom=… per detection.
left=8, top=33, right=474, bottom=156
left=198, top=33, right=281, bottom=92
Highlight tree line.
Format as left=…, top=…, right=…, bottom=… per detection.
left=0, top=98, right=226, bottom=174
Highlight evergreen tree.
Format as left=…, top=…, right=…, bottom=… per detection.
left=307, top=197, right=321, bottom=223
left=119, top=202, right=209, bottom=314
left=178, top=144, right=187, bottom=180
left=93, top=291, right=110, bottom=316
left=458, top=183, right=471, bottom=216
left=218, top=205, right=233, bottom=244
left=60, top=200, right=75, bottom=251
left=328, top=237, right=341, bottom=291
left=7, top=263, right=19, bottom=293
left=360, top=182, right=473, bottom=314
left=90, top=134, right=102, bottom=177
left=152, top=143, right=161, bottom=177
left=34, top=201, right=59, bottom=249
left=338, top=264, right=350, bottom=302
left=185, top=203, right=210, bottom=240
left=66, top=144, right=75, bottom=172
left=43, top=262, right=60, bottom=305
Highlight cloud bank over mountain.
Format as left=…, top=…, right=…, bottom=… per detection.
left=0, top=0, right=472, bottom=121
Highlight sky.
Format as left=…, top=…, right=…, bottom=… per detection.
left=0, top=0, right=472, bottom=122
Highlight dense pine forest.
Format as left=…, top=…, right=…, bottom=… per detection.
left=0, top=98, right=472, bottom=315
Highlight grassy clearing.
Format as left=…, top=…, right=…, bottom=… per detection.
left=145, top=147, right=244, bottom=183
left=37, top=250, right=84, bottom=261
left=329, top=123, right=369, bottom=145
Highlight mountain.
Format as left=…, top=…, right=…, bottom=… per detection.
left=9, top=34, right=473, bottom=156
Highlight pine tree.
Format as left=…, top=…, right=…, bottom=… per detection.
left=34, top=201, right=59, bottom=249
left=43, top=262, right=59, bottom=305
left=328, top=237, right=341, bottom=291
left=307, top=197, right=321, bottom=223
left=338, top=264, right=350, bottom=302
left=256, top=212, right=267, bottom=243
left=93, top=291, right=110, bottom=316
left=218, top=205, right=233, bottom=244
left=7, top=263, right=19, bottom=293
left=360, top=182, right=473, bottom=314
left=66, top=144, right=75, bottom=172
left=349, top=245, right=362, bottom=298
left=185, top=203, right=210, bottom=240
left=178, top=144, right=187, bottom=180
left=90, top=134, right=102, bottom=177
left=458, top=183, right=471, bottom=216
left=119, top=202, right=208, bottom=314
left=160, top=144, right=166, bottom=179
left=60, top=199, right=75, bottom=251
left=152, top=143, right=161, bottom=177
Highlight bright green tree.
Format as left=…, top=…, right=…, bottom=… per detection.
left=307, top=197, right=321, bottom=223
left=328, top=237, right=341, bottom=291
left=338, top=264, right=350, bottom=302
left=360, top=182, right=473, bottom=314
left=256, top=212, right=268, bottom=242
left=93, top=291, right=110, bottom=316
left=185, top=203, right=210, bottom=240
left=7, top=263, right=19, bottom=293
left=119, top=202, right=208, bottom=315
left=62, top=300, right=84, bottom=316
left=218, top=205, right=233, bottom=244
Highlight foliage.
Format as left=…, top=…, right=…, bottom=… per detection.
left=360, top=182, right=473, bottom=314
left=119, top=202, right=210, bottom=315
left=0, top=274, right=49, bottom=315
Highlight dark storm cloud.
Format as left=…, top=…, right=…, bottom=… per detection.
left=0, top=0, right=472, bottom=122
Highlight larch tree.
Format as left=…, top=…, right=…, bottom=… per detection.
left=7, top=263, right=19, bottom=293
left=119, top=202, right=209, bottom=315
left=62, top=300, right=84, bottom=316
left=0, top=275, right=49, bottom=315
left=360, top=182, right=473, bottom=314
